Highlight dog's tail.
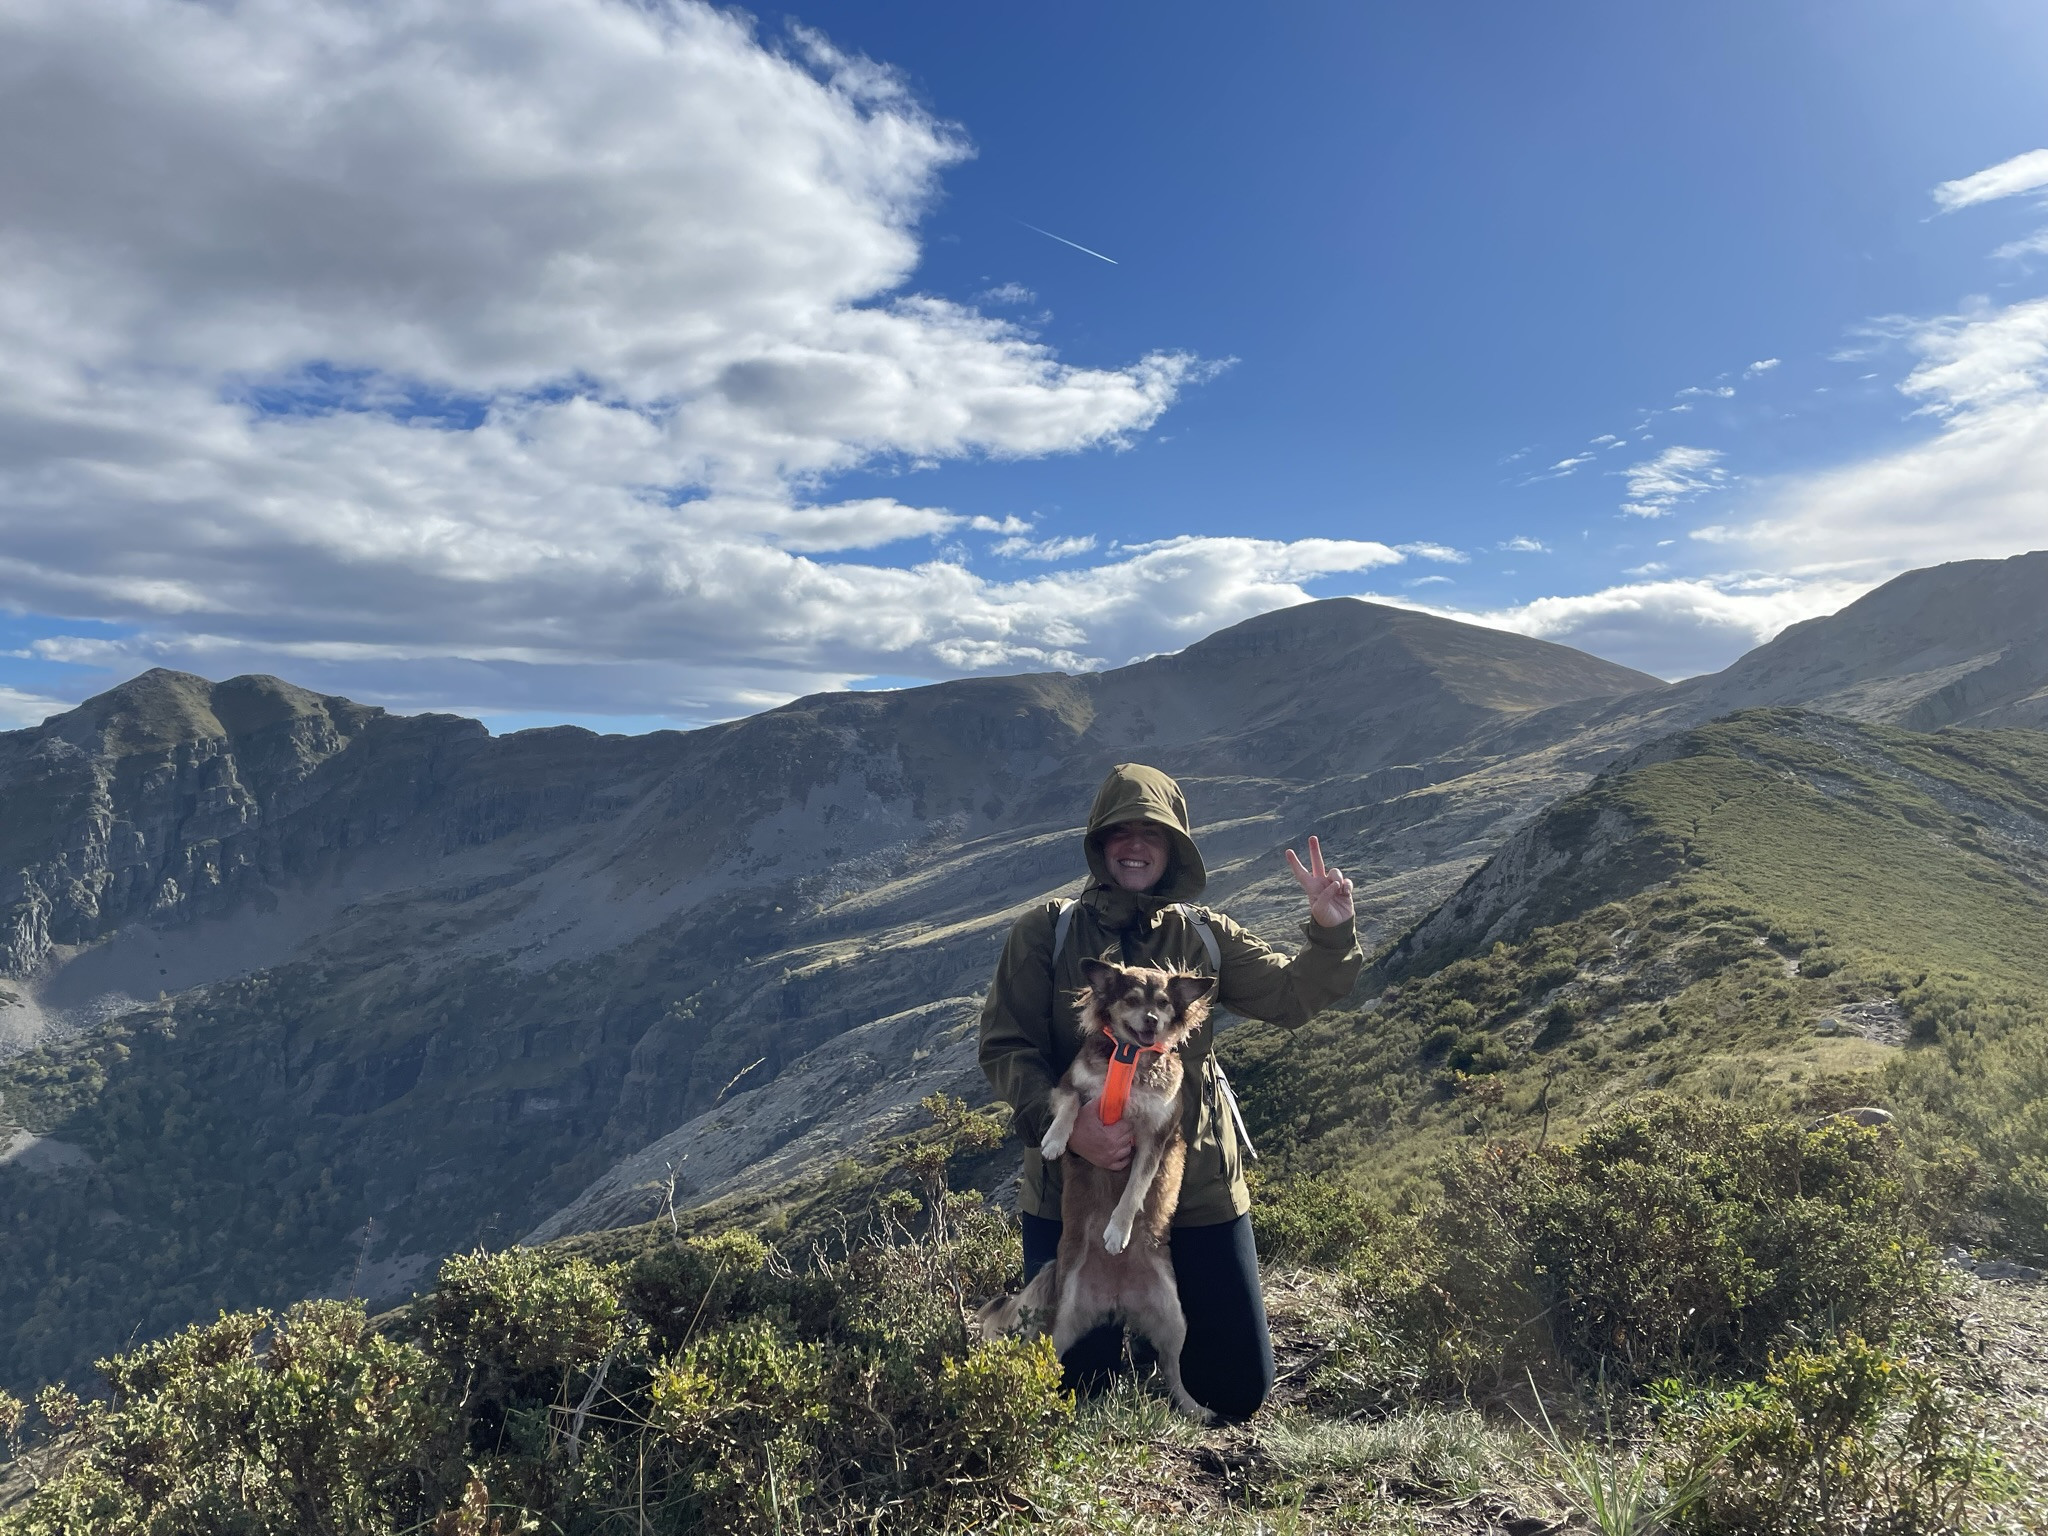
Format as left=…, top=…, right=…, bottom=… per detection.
left=970, top=1263, right=1055, bottom=1341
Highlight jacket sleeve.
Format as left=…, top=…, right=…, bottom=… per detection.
left=978, top=905, right=1061, bottom=1145
left=1208, top=907, right=1362, bottom=1028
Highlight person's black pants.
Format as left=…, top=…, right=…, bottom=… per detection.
left=1020, top=1211, right=1274, bottom=1424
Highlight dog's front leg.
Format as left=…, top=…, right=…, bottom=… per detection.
left=1102, top=1134, right=1167, bottom=1254
left=1039, top=1086, right=1081, bottom=1162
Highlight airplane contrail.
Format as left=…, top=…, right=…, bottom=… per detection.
left=1018, top=221, right=1118, bottom=264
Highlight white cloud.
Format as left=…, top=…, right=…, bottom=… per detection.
left=1404, top=575, right=1452, bottom=588
left=0, top=684, right=66, bottom=729
left=1994, top=230, right=2048, bottom=262
left=1485, top=576, right=1871, bottom=679
left=991, top=533, right=1096, bottom=561
left=977, top=282, right=1036, bottom=306
left=1933, top=149, right=2048, bottom=213
left=1620, top=446, right=1726, bottom=518
left=14, top=3, right=2034, bottom=727
left=1745, top=358, right=1780, bottom=377
left=0, top=0, right=1262, bottom=721
left=1384, top=574, right=1870, bottom=681
left=28, top=535, right=1411, bottom=718
left=1499, top=536, right=1549, bottom=553
left=1677, top=385, right=1736, bottom=400
left=1709, top=294, right=2048, bottom=577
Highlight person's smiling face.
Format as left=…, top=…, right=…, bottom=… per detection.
left=1101, top=821, right=1171, bottom=893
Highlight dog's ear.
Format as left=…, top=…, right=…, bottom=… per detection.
left=1080, top=958, right=1122, bottom=997
left=1167, top=973, right=1216, bottom=1012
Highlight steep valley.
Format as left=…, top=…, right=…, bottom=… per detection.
left=0, top=597, right=1664, bottom=1387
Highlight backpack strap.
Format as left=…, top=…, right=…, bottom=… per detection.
left=1051, top=898, right=1080, bottom=964
left=1213, top=1061, right=1259, bottom=1161
left=1169, top=903, right=1255, bottom=1158
left=1170, top=903, right=1222, bottom=974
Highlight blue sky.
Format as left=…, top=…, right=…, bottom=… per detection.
left=1, top=0, right=2045, bottom=731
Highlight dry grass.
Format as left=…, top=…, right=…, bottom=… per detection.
left=989, top=1270, right=1569, bottom=1536
left=1947, top=1276, right=2048, bottom=1535
left=993, top=1267, right=2048, bottom=1536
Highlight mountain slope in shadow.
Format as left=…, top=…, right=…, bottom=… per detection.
left=0, top=599, right=1659, bottom=1387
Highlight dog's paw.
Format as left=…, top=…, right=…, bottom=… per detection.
left=970, top=1297, right=1017, bottom=1341
left=1102, top=1215, right=1132, bottom=1254
left=1039, top=1130, right=1070, bottom=1161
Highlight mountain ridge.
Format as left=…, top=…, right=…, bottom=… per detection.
left=1651, top=549, right=2048, bottom=729
left=0, top=595, right=1672, bottom=1387
left=3, top=554, right=2047, bottom=1388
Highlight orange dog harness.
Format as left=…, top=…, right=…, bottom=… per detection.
left=1097, top=1029, right=1170, bottom=1125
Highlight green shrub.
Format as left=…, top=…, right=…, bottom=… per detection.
left=1656, top=1336, right=2014, bottom=1535
left=1339, top=1097, right=1944, bottom=1396
left=2, top=1198, right=1069, bottom=1536
left=1462, top=1037, right=1513, bottom=1075
left=645, top=1319, right=1063, bottom=1535
left=1885, top=981, right=2048, bottom=1259
left=1526, top=949, right=1581, bottom=994
left=1419, top=1023, right=1461, bottom=1061
left=1250, top=1173, right=1387, bottom=1268
left=1436, top=999, right=1480, bottom=1031
left=422, top=1246, right=629, bottom=1410
left=5, top=1300, right=453, bottom=1536
left=619, top=1229, right=778, bottom=1353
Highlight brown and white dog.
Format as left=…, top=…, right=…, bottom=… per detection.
left=977, top=958, right=1216, bottom=1418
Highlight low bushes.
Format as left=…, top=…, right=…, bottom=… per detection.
left=1259, top=1100, right=2008, bottom=1532
left=1, top=1094, right=1997, bottom=1534
left=1258, top=1095, right=1944, bottom=1405
left=1, top=1202, right=1065, bottom=1536
left=1655, top=1335, right=2013, bottom=1535
left=2, top=1302, right=453, bottom=1535
left=1884, top=977, right=2048, bottom=1260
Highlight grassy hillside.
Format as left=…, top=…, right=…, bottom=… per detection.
left=1591, top=711, right=2048, bottom=989
left=1223, top=710, right=2048, bottom=1256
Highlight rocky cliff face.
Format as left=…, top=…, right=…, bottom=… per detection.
left=0, top=673, right=381, bottom=976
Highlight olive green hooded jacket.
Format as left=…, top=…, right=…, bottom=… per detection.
left=978, top=763, right=1363, bottom=1227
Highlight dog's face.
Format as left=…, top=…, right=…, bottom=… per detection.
left=1079, top=959, right=1215, bottom=1051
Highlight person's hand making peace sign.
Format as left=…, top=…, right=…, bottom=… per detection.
left=1286, top=835, right=1355, bottom=928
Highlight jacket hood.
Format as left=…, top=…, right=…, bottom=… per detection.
left=1083, top=763, right=1207, bottom=904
